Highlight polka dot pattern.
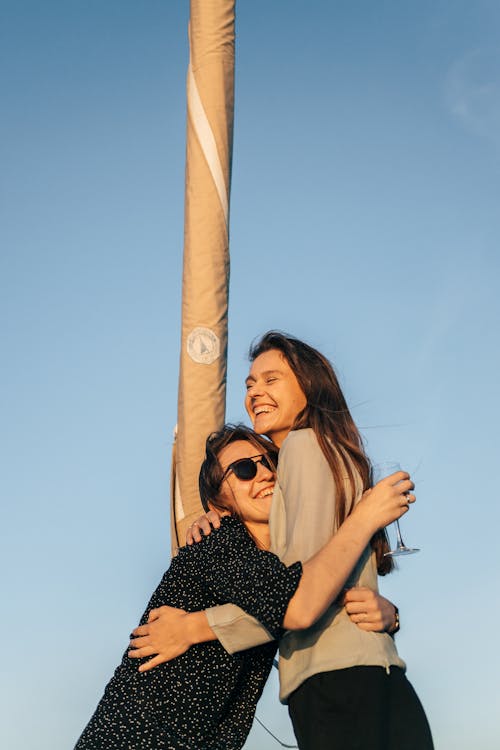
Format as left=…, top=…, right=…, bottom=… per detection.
left=75, top=516, right=302, bottom=749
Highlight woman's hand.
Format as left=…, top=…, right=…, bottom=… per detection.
left=129, top=606, right=192, bottom=672
left=186, top=510, right=221, bottom=544
left=342, top=587, right=397, bottom=632
left=356, top=470, right=415, bottom=531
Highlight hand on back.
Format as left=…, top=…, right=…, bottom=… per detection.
left=342, top=587, right=397, bottom=633
left=128, top=606, right=190, bottom=671
left=186, top=510, right=221, bottom=544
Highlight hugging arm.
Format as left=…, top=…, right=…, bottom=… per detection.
left=202, top=431, right=407, bottom=634
left=204, top=584, right=400, bottom=646
left=131, top=586, right=399, bottom=672
left=131, top=440, right=410, bottom=668
left=130, top=530, right=302, bottom=671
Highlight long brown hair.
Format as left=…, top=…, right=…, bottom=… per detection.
left=249, top=331, right=393, bottom=574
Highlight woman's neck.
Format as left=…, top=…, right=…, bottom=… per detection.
left=243, top=521, right=271, bottom=551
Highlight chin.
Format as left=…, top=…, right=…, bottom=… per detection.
left=254, top=418, right=275, bottom=435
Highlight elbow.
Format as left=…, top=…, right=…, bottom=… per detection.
left=284, top=608, right=316, bottom=631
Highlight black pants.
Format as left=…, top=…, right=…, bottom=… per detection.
left=288, top=666, right=434, bottom=750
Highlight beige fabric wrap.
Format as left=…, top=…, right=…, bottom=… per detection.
left=171, top=0, right=235, bottom=554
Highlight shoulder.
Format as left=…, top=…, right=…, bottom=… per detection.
left=280, top=428, right=320, bottom=456
left=277, top=428, right=332, bottom=489
left=176, top=516, right=248, bottom=560
left=279, top=428, right=326, bottom=468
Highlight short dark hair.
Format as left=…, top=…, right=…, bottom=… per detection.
left=198, top=424, right=278, bottom=513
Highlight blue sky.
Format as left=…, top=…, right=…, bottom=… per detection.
left=2, top=2, right=500, bottom=748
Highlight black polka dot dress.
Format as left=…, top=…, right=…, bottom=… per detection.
left=75, top=516, right=302, bottom=749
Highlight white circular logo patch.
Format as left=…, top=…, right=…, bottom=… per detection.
left=186, top=327, right=220, bottom=365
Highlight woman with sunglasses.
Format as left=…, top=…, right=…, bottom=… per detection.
left=75, top=423, right=412, bottom=750
left=132, top=332, right=433, bottom=750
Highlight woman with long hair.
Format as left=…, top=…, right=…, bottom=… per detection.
left=132, top=332, right=433, bottom=750
left=75, top=423, right=411, bottom=749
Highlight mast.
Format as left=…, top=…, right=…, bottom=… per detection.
left=171, top=0, right=235, bottom=553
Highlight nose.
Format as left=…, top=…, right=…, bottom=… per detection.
left=246, top=381, right=264, bottom=399
left=256, top=457, right=274, bottom=481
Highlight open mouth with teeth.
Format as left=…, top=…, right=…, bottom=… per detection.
left=253, top=405, right=275, bottom=416
left=254, top=486, right=274, bottom=500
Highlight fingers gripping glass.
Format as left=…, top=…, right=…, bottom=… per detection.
left=221, top=454, right=274, bottom=483
left=372, top=461, right=419, bottom=557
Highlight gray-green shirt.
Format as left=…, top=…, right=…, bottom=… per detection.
left=207, top=428, right=405, bottom=702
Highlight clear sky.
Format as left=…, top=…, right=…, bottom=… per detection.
left=2, top=1, right=500, bottom=748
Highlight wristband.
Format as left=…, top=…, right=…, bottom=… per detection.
left=390, top=606, right=400, bottom=636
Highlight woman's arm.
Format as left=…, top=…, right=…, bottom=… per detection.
left=130, top=468, right=411, bottom=668
left=129, top=603, right=274, bottom=672
left=276, top=430, right=412, bottom=628
left=130, top=585, right=399, bottom=672
left=281, top=474, right=413, bottom=629
left=175, top=430, right=335, bottom=653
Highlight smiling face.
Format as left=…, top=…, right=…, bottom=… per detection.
left=216, top=440, right=276, bottom=525
left=245, top=349, right=307, bottom=447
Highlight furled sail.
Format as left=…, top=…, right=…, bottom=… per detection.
left=171, top=0, right=235, bottom=553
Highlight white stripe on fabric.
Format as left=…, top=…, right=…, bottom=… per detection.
left=187, top=62, right=229, bottom=226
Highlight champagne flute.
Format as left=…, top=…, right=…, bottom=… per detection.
left=372, top=461, right=420, bottom=556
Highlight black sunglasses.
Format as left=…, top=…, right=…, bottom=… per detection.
left=221, top=454, right=274, bottom=482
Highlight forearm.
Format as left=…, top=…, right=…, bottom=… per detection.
left=182, top=610, right=273, bottom=650
left=283, top=511, right=374, bottom=629
left=180, top=605, right=274, bottom=654
left=280, top=435, right=413, bottom=630
left=130, top=602, right=274, bottom=671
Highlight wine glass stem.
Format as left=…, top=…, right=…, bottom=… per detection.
left=394, top=520, right=406, bottom=549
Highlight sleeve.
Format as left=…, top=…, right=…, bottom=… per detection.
left=199, top=530, right=302, bottom=641
left=274, top=429, right=337, bottom=566
left=205, top=604, right=275, bottom=652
